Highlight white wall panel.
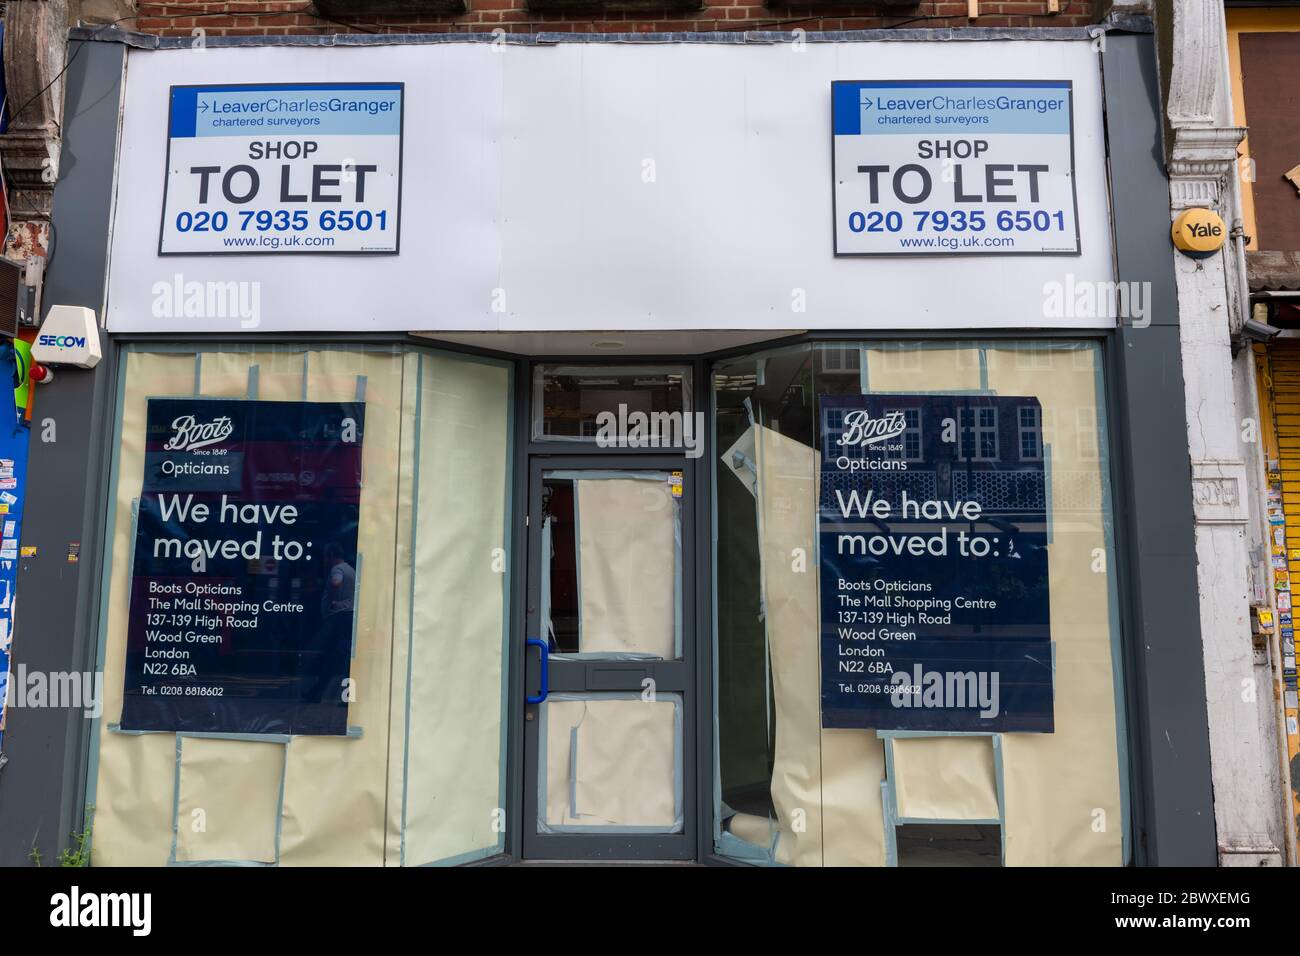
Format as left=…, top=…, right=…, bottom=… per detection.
left=107, top=40, right=1113, bottom=333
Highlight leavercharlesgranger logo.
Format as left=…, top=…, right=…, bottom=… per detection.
left=163, top=414, right=235, bottom=452
left=49, top=886, right=151, bottom=936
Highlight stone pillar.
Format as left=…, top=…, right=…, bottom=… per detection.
left=0, top=0, right=70, bottom=264
left=1, top=0, right=69, bottom=220
left=1166, top=0, right=1286, bottom=866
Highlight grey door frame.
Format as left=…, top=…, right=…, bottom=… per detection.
left=520, top=452, right=697, bottom=860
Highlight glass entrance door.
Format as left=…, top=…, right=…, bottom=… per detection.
left=521, top=457, right=695, bottom=860
left=520, top=392, right=702, bottom=863
left=519, top=362, right=698, bottom=861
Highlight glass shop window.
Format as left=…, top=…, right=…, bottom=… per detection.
left=712, top=340, right=1127, bottom=867
left=532, top=365, right=692, bottom=444
left=88, top=344, right=514, bottom=867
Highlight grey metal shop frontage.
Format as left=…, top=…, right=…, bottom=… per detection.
left=6, top=25, right=1218, bottom=867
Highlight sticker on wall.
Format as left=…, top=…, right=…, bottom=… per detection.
left=831, top=80, right=1080, bottom=256
left=120, top=398, right=366, bottom=735
left=816, top=394, right=1053, bottom=732
left=159, top=83, right=404, bottom=256
left=12, top=340, right=32, bottom=419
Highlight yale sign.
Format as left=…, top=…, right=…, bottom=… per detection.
left=1171, top=208, right=1228, bottom=258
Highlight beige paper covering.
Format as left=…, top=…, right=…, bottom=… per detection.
left=174, top=736, right=283, bottom=863
left=727, top=810, right=776, bottom=847
left=544, top=697, right=678, bottom=828
left=384, top=353, right=420, bottom=866
left=575, top=478, right=676, bottom=658
left=90, top=347, right=444, bottom=866
left=395, top=354, right=512, bottom=865
left=196, top=349, right=256, bottom=398
left=747, top=423, right=887, bottom=867
left=891, top=736, right=1000, bottom=821
left=277, top=348, right=402, bottom=866
left=861, top=344, right=1123, bottom=862
left=92, top=351, right=202, bottom=866
left=979, top=345, right=1123, bottom=866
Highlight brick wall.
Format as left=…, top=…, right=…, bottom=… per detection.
left=133, top=1, right=1103, bottom=38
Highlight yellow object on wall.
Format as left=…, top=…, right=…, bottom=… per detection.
left=1171, top=208, right=1229, bottom=257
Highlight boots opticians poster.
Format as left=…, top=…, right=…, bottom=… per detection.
left=818, top=394, right=1054, bottom=732
left=159, top=83, right=403, bottom=255
left=120, top=398, right=365, bottom=736
left=831, top=80, right=1080, bottom=257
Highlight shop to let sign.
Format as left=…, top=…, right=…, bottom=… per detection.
left=831, top=80, right=1080, bottom=256
left=160, top=83, right=403, bottom=255
left=818, top=394, right=1054, bottom=732
left=120, top=398, right=365, bottom=735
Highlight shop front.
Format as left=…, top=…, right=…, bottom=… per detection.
left=18, top=23, right=1218, bottom=866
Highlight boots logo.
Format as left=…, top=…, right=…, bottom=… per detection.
left=838, top=410, right=907, bottom=447
left=164, top=414, right=234, bottom=452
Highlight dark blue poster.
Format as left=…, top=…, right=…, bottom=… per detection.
left=819, top=394, right=1053, bottom=733
left=121, top=398, right=365, bottom=735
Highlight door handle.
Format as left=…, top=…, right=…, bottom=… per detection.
left=526, top=638, right=549, bottom=705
